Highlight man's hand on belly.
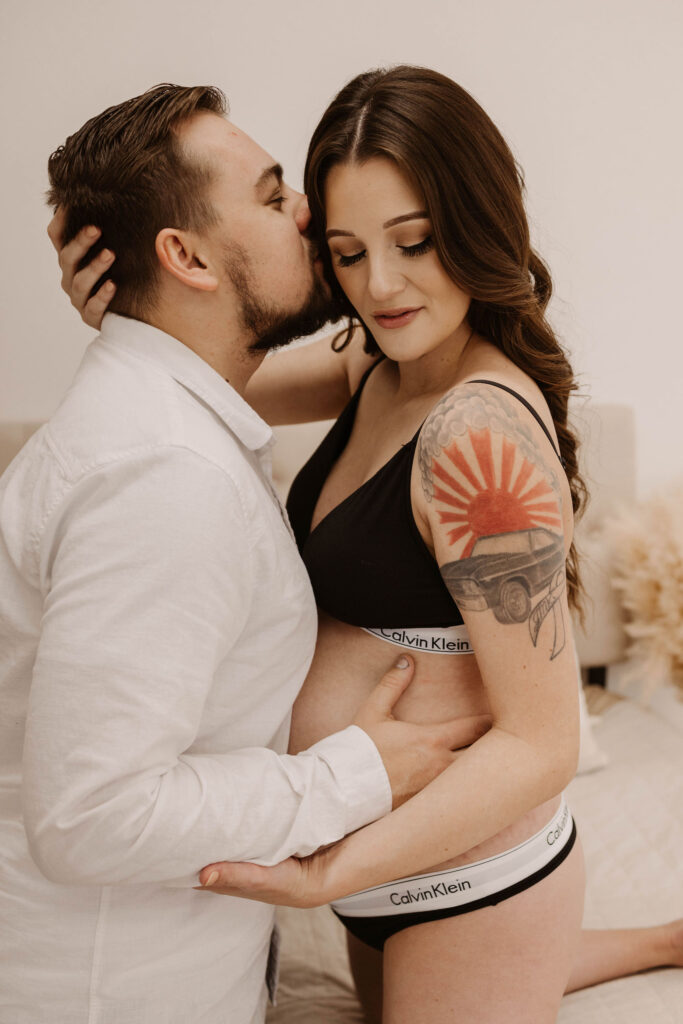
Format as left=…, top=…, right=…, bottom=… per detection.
left=193, top=658, right=491, bottom=905
left=353, top=655, right=491, bottom=808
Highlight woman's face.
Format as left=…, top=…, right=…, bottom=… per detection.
left=324, top=158, right=471, bottom=363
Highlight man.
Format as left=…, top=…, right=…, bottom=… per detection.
left=0, top=85, right=480, bottom=1023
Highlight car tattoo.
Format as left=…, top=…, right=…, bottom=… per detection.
left=440, top=527, right=566, bottom=625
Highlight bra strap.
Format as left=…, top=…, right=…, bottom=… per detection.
left=353, top=358, right=384, bottom=397
left=468, top=379, right=565, bottom=467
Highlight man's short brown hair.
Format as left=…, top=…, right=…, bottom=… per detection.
left=47, top=84, right=227, bottom=318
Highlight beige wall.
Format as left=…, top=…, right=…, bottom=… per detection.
left=1, top=0, right=681, bottom=495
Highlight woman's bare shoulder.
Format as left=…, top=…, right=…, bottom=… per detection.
left=442, top=341, right=559, bottom=453
left=415, top=354, right=567, bottom=516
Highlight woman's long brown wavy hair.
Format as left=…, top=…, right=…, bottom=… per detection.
left=304, top=65, right=586, bottom=609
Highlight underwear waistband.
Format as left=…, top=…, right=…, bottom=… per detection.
left=331, top=797, right=572, bottom=918
left=361, top=624, right=474, bottom=656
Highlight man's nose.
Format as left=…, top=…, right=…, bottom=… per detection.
left=293, top=192, right=311, bottom=234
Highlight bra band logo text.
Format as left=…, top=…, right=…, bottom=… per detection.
left=362, top=625, right=473, bottom=655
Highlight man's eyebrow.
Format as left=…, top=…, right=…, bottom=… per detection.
left=254, top=163, right=283, bottom=195
left=326, top=210, right=429, bottom=239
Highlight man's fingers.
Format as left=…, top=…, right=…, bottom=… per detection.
left=432, top=713, right=492, bottom=751
left=361, top=655, right=415, bottom=718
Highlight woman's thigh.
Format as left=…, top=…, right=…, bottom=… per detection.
left=380, top=838, right=586, bottom=1024
left=347, top=932, right=384, bottom=1024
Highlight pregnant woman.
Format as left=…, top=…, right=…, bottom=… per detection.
left=53, top=65, right=682, bottom=1023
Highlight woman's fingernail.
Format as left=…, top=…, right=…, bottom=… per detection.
left=395, top=656, right=409, bottom=669
left=204, top=871, right=219, bottom=886
left=86, top=226, right=100, bottom=238
left=101, top=249, right=114, bottom=262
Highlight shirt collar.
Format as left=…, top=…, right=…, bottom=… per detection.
left=98, top=313, right=273, bottom=452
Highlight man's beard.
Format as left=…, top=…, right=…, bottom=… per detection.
left=222, top=242, right=335, bottom=353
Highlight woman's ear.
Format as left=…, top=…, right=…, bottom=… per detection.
left=155, top=228, right=218, bottom=292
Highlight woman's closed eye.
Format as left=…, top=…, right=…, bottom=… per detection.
left=336, top=249, right=365, bottom=268
left=400, top=236, right=434, bottom=259
left=334, top=236, right=434, bottom=268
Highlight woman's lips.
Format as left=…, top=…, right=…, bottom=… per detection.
left=373, top=307, right=422, bottom=329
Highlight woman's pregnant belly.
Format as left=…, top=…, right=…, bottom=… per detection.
left=289, top=609, right=559, bottom=874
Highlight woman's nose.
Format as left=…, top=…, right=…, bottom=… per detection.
left=367, top=256, right=403, bottom=303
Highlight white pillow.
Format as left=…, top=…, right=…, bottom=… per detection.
left=575, top=644, right=609, bottom=774
left=577, top=683, right=609, bottom=774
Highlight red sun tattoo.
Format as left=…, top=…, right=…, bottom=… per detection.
left=432, top=427, right=562, bottom=558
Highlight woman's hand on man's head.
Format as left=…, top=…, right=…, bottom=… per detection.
left=47, top=208, right=115, bottom=330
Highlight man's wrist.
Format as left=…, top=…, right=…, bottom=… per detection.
left=307, top=724, right=392, bottom=833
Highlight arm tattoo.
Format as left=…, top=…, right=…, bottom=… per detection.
left=418, top=385, right=567, bottom=660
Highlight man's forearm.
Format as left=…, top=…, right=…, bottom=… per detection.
left=24, top=723, right=390, bottom=887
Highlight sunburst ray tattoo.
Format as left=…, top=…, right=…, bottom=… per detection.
left=433, top=427, right=563, bottom=557
left=419, top=385, right=567, bottom=660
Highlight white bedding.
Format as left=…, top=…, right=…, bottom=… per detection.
left=268, top=688, right=683, bottom=1023
left=558, top=689, right=683, bottom=1023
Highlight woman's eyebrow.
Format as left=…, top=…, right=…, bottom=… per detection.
left=383, top=210, right=428, bottom=228
left=326, top=210, right=429, bottom=239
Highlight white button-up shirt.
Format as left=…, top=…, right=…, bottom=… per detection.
left=0, top=313, right=390, bottom=1024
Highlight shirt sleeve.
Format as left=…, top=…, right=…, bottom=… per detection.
left=22, top=447, right=390, bottom=887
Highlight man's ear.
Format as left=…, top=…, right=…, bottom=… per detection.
left=155, top=229, right=219, bottom=292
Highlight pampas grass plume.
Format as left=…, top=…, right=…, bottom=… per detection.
left=611, top=482, right=683, bottom=697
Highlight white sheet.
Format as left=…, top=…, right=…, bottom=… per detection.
left=559, top=689, right=683, bottom=1022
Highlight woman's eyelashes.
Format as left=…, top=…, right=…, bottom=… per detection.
left=401, top=236, right=434, bottom=259
left=334, top=236, right=434, bottom=268
left=336, top=250, right=364, bottom=268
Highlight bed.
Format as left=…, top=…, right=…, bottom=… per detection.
left=266, top=683, right=683, bottom=1023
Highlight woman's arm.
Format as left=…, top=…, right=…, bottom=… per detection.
left=243, top=329, right=379, bottom=425
left=197, top=382, right=579, bottom=902
left=316, top=382, right=579, bottom=894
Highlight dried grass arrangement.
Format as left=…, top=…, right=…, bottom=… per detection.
left=611, top=483, right=683, bottom=696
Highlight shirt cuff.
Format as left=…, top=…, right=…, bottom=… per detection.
left=308, top=724, right=392, bottom=835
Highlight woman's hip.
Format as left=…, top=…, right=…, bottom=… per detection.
left=331, top=796, right=578, bottom=951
